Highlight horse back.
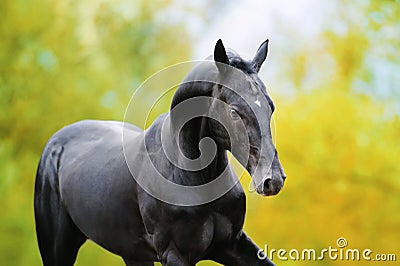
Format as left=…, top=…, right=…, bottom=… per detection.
left=35, top=120, right=156, bottom=259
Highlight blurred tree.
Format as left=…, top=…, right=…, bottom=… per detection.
left=1, top=0, right=399, bottom=265
left=241, top=1, right=400, bottom=265
left=0, top=0, right=190, bottom=265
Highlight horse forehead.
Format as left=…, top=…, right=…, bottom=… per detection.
left=221, top=71, right=272, bottom=110
left=244, top=75, right=269, bottom=105
left=248, top=75, right=274, bottom=108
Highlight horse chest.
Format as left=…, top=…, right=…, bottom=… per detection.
left=141, top=191, right=245, bottom=261
left=212, top=212, right=236, bottom=242
left=172, top=211, right=236, bottom=246
left=149, top=210, right=236, bottom=261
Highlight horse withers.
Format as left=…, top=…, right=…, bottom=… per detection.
left=34, top=39, right=286, bottom=265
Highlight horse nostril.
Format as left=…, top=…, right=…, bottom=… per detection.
left=282, top=175, right=287, bottom=181
left=263, top=178, right=271, bottom=190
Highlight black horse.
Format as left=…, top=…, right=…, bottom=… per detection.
left=34, top=39, right=286, bottom=265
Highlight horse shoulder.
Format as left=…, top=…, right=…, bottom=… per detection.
left=211, top=186, right=246, bottom=242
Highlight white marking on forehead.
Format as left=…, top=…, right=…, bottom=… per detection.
left=254, top=96, right=261, bottom=108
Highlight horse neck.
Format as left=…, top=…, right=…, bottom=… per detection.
left=169, top=115, right=228, bottom=186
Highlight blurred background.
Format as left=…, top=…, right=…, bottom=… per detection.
left=0, top=0, right=399, bottom=265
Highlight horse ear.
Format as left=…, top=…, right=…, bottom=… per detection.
left=252, top=39, right=269, bottom=72
left=214, top=39, right=229, bottom=72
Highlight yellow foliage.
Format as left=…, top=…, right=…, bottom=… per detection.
left=0, top=0, right=399, bottom=265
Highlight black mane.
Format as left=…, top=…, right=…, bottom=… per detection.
left=170, top=51, right=256, bottom=111
left=226, top=50, right=257, bottom=75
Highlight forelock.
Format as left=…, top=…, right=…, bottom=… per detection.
left=226, top=50, right=256, bottom=75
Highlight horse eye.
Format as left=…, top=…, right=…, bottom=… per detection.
left=230, top=108, right=240, bottom=119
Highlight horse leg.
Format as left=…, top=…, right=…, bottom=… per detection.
left=34, top=169, right=87, bottom=266
left=160, top=245, right=192, bottom=266
left=162, top=251, right=191, bottom=266
left=208, top=231, right=275, bottom=266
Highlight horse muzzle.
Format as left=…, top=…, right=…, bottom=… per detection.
left=255, top=154, right=286, bottom=196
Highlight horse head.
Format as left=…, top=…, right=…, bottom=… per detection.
left=210, top=39, right=286, bottom=196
